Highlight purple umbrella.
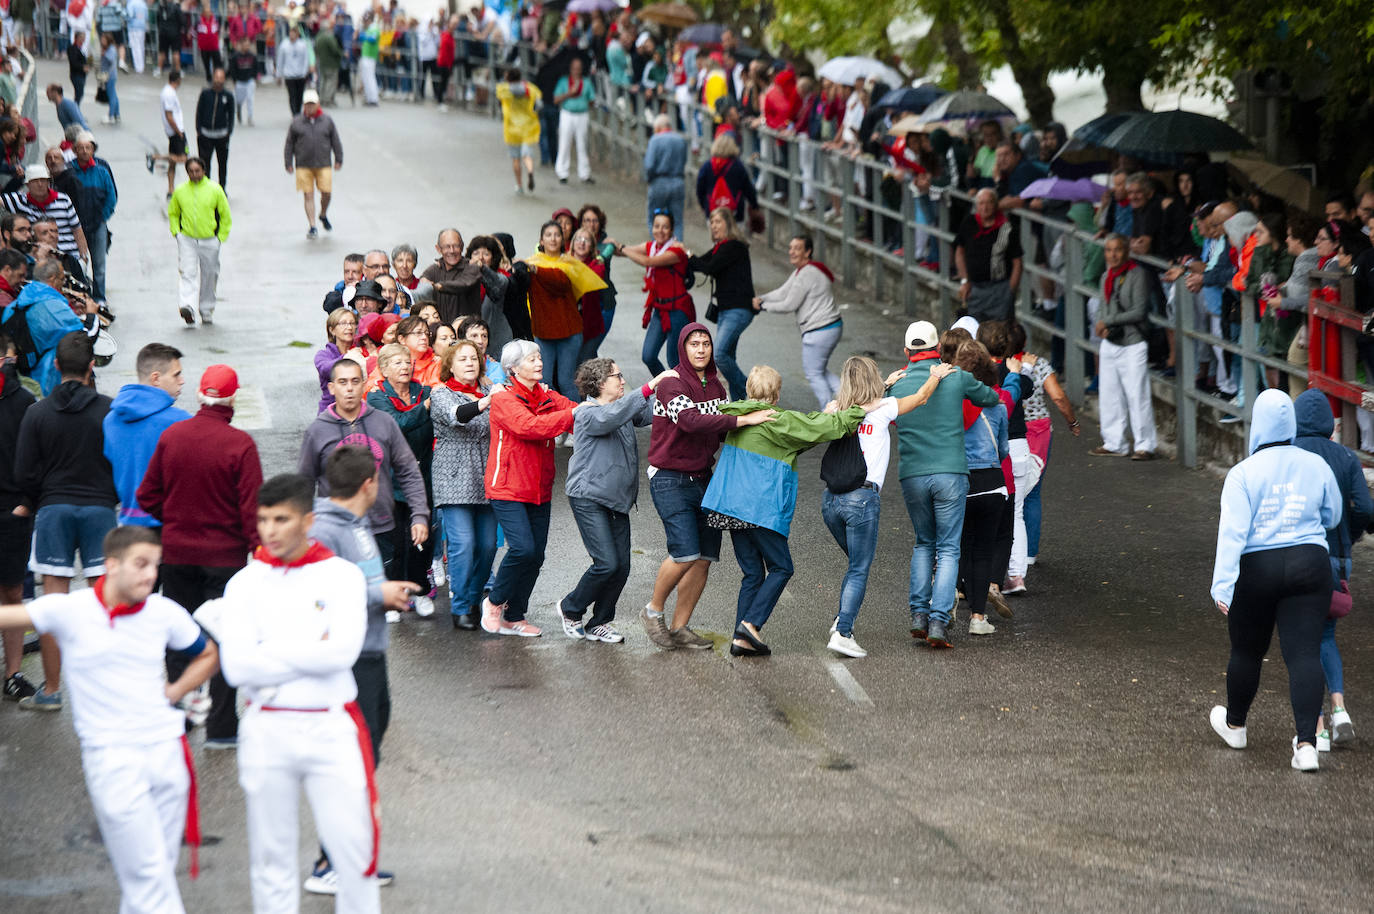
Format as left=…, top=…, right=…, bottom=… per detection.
left=567, top=0, right=623, bottom=12
left=1018, top=176, right=1104, bottom=203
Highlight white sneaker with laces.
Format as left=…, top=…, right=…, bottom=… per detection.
left=1293, top=733, right=1332, bottom=753
left=430, top=557, right=446, bottom=588
left=1331, top=707, right=1354, bottom=745
left=1210, top=705, right=1247, bottom=749
left=827, top=630, right=867, bottom=658
left=412, top=594, right=435, bottom=617
left=585, top=623, right=624, bottom=643
left=968, top=617, right=996, bottom=635
left=384, top=610, right=400, bottom=623
left=1291, top=742, right=1319, bottom=771
left=557, top=603, right=585, bottom=639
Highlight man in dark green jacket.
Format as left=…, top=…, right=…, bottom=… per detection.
left=314, top=19, right=344, bottom=107
left=891, top=320, right=999, bottom=647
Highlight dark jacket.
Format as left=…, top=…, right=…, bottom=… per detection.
left=137, top=404, right=262, bottom=567
left=366, top=381, right=434, bottom=497
left=297, top=402, right=429, bottom=533
left=13, top=379, right=115, bottom=510
left=646, top=321, right=738, bottom=474
left=68, top=158, right=118, bottom=232
left=196, top=86, right=236, bottom=138
left=694, top=156, right=757, bottom=221
left=0, top=363, right=36, bottom=511
left=1293, top=389, right=1373, bottom=562
left=284, top=111, right=344, bottom=170
left=687, top=238, right=754, bottom=311
left=420, top=258, right=483, bottom=326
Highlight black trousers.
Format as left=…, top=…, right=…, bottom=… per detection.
left=197, top=134, right=229, bottom=188
left=1226, top=544, right=1329, bottom=745
left=285, top=76, right=307, bottom=115
left=352, top=653, right=390, bottom=763
left=162, top=562, right=241, bottom=740
left=387, top=500, right=434, bottom=591
left=200, top=49, right=222, bottom=82
left=959, top=492, right=1006, bottom=618
left=432, top=64, right=451, bottom=103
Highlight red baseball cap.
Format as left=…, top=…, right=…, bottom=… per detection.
left=199, top=364, right=239, bottom=398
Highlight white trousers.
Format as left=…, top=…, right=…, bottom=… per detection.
left=234, top=79, right=255, bottom=123
left=555, top=109, right=590, bottom=180
left=1099, top=338, right=1156, bottom=454
left=359, top=57, right=379, bottom=104
left=798, top=136, right=816, bottom=205
left=82, top=738, right=190, bottom=914
left=128, top=29, right=147, bottom=73
left=1007, top=437, right=1043, bottom=579
left=176, top=235, right=219, bottom=319
left=238, top=709, right=379, bottom=914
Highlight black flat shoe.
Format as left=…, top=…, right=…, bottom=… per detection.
left=453, top=613, right=478, bottom=631
left=732, top=626, right=771, bottom=655
left=730, top=642, right=765, bottom=657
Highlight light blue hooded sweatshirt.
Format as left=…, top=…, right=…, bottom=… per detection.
left=1210, top=389, right=1342, bottom=605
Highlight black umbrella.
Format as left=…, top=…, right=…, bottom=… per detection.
left=679, top=23, right=726, bottom=45
left=1051, top=111, right=1188, bottom=178
left=1100, top=109, right=1253, bottom=157
left=1073, top=111, right=1138, bottom=144
left=874, top=84, right=947, bottom=114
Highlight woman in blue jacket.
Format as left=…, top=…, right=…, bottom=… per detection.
left=1209, top=389, right=1341, bottom=772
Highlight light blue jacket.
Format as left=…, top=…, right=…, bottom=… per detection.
left=963, top=403, right=1008, bottom=471
left=103, top=384, right=190, bottom=526
left=1210, top=390, right=1342, bottom=605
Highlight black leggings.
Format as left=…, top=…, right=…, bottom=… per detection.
left=197, top=134, right=229, bottom=188
left=285, top=76, right=307, bottom=116
left=959, top=491, right=1006, bottom=618
left=1226, top=544, right=1329, bottom=745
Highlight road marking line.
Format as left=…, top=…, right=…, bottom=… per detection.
left=826, top=660, right=874, bottom=708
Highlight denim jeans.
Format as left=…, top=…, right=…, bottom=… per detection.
left=900, top=473, right=970, bottom=625
left=646, top=177, right=684, bottom=233
left=714, top=307, right=754, bottom=400
left=801, top=320, right=842, bottom=407
left=538, top=102, right=560, bottom=166
left=730, top=527, right=794, bottom=631
left=488, top=500, right=551, bottom=622
left=88, top=222, right=109, bottom=302
left=642, top=308, right=690, bottom=375
left=440, top=503, right=498, bottom=614
left=564, top=497, right=631, bottom=628
left=1322, top=555, right=1352, bottom=695
left=1024, top=435, right=1051, bottom=558
left=105, top=71, right=119, bottom=118
left=537, top=334, right=582, bottom=401
left=821, top=486, right=880, bottom=636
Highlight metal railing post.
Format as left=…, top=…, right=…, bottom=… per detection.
left=1063, top=233, right=1086, bottom=404
left=1240, top=291, right=1258, bottom=435
left=936, top=192, right=953, bottom=330
left=840, top=156, right=856, bottom=288
left=901, top=180, right=916, bottom=316
left=786, top=134, right=800, bottom=240
left=1174, top=280, right=1199, bottom=468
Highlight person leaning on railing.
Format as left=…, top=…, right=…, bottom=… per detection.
left=1090, top=233, right=1156, bottom=460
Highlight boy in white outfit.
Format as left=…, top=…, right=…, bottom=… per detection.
left=198, top=473, right=379, bottom=914
left=0, top=526, right=219, bottom=914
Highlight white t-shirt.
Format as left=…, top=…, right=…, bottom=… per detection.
left=27, top=590, right=203, bottom=748
left=161, top=83, right=184, bottom=137
left=857, top=397, right=900, bottom=487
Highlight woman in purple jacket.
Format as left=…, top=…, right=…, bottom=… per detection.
left=315, top=307, right=357, bottom=413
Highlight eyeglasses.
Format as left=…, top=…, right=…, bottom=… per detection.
left=608, top=372, right=624, bottom=379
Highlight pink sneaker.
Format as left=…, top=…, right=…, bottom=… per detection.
left=1002, top=576, right=1027, bottom=595
left=499, top=619, right=542, bottom=638
left=480, top=597, right=506, bottom=633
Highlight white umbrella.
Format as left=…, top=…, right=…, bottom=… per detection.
left=816, top=56, right=905, bottom=89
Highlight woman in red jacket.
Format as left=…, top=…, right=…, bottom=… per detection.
left=480, top=339, right=579, bottom=637
left=434, top=18, right=455, bottom=109
left=195, top=3, right=223, bottom=81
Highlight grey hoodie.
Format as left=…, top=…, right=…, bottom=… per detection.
left=566, top=389, right=654, bottom=514
left=310, top=497, right=389, bottom=654
left=298, top=402, right=429, bottom=534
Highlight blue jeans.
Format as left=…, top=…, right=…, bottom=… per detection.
left=821, top=486, right=881, bottom=636
left=646, top=177, right=684, bottom=233
left=440, top=503, right=498, bottom=614
left=714, top=307, right=754, bottom=400
left=538, top=103, right=559, bottom=166
left=31, top=503, right=118, bottom=578
left=89, top=222, right=109, bottom=302
left=642, top=308, right=689, bottom=375
left=105, top=72, right=119, bottom=118
left=488, top=500, right=551, bottom=622
left=536, top=334, right=582, bottom=401
left=801, top=320, right=843, bottom=407
left=730, top=527, right=794, bottom=631
left=564, top=497, right=631, bottom=628
left=1024, top=435, right=1051, bottom=558
left=1322, top=555, right=1352, bottom=695
left=900, top=473, right=970, bottom=625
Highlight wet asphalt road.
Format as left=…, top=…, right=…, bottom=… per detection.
left=2, top=60, right=1373, bottom=914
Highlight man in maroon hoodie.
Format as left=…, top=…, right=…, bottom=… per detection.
left=642, top=322, right=774, bottom=650
left=137, top=363, right=262, bottom=749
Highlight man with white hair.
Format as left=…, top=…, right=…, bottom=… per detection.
left=68, top=130, right=118, bottom=305
left=137, top=363, right=264, bottom=750
left=642, top=113, right=687, bottom=231
left=954, top=187, right=1022, bottom=322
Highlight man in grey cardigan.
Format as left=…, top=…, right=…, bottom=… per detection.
left=298, top=359, right=430, bottom=570
left=1091, top=234, right=1156, bottom=460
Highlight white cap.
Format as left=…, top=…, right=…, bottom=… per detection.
left=302, top=88, right=320, bottom=105
left=23, top=163, right=49, bottom=183
left=951, top=315, right=980, bottom=336
left=904, top=320, right=938, bottom=350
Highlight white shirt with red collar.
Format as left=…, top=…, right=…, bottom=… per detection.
left=216, top=542, right=367, bottom=711
left=26, top=580, right=204, bottom=748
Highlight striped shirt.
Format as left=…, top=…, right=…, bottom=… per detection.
left=3, top=190, right=82, bottom=256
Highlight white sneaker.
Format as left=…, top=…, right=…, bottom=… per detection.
left=968, top=617, right=996, bottom=635
left=438, top=103, right=449, bottom=112
left=412, top=594, right=435, bottom=617
left=585, top=622, right=624, bottom=643
left=1293, top=733, right=1332, bottom=753
left=557, top=602, right=585, bottom=639
left=385, top=610, right=401, bottom=623
left=1331, top=707, right=1355, bottom=745
left=827, top=630, right=867, bottom=658
left=1291, top=742, right=1319, bottom=771
left=829, top=616, right=839, bottom=634
left=430, top=557, right=446, bottom=588
left=1210, top=705, right=1247, bottom=749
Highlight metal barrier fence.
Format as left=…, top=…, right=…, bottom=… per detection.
left=19, top=47, right=39, bottom=166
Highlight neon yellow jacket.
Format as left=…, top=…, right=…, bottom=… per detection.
left=167, top=177, right=232, bottom=242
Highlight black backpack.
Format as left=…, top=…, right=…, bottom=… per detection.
left=820, top=433, right=867, bottom=494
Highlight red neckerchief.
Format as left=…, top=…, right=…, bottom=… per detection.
left=444, top=376, right=483, bottom=397
left=908, top=350, right=941, bottom=364
left=1103, top=260, right=1137, bottom=300
left=0, top=275, right=15, bottom=295
left=76, top=157, right=96, bottom=171
left=801, top=260, right=835, bottom=283
left=399, top=275, right=419, bottom=290
left=567, top=76, right=582, bottom=96
left=383, top=380, right=424, bottom=412
left=972, top=211, right=1007, bottom=239
left=254, top=540, right=336, bottom=568
left=27, top=188, right=58, bottom=208
left=306, top=108, right=322, bottom=120
left=93, top=576, right=147, bottom=627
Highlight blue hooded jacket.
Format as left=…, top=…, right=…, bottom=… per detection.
left=1211, top=389, right=1342, bottom=605
left=103, top=384, right=191, bottom=526
left=1292, top=389, right=1373, bottom=563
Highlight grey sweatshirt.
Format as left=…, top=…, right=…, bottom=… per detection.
left=298, top=402, right=429, bottom=534
left=310, top=498, right=389, bottom=654
left=1099, top=265, right=1152, bottom=347
left=758, top=262, right=841, bottom=333
left=566, top=389, right=654, bottom=514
